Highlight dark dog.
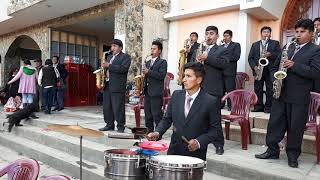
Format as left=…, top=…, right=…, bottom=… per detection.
left=3, top=103, right=38, bottom=132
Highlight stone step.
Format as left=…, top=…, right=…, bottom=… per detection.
left=0, top=133, right=106, bottom=180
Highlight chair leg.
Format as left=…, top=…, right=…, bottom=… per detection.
left=240, top=121, right=249, bottom=150
left=133, top=106, right=141, bottom=127
left=316, top=129, right=320, bottom=164
left=225, top=121, right=230, bottom=140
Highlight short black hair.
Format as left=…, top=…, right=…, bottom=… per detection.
left=112, top=39, right=123, bottom=48
left=45, top=59, right=53, bottom=66
left=223, top=30, right=233, bottom=37
left=260, top=26, right=272, bottom=33
left=206, top=26, right=219, bottom=34
left=295, top=19, right=314, bottom=32
left=183, top=62, right=205, bottom=82
left=152, top=40, right=163, bottom=52
left=190, top=32, right=199, bottom=38
left=52, top=56, right=60, bottom=61
left=313, top=17, right=320, bottom=23
left=23, top=59, right=31, bottom=65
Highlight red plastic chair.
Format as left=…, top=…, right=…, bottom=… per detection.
left=305, top=92, right=320, bottom=164
left=236, top=72, right=249, bottom=89
left=221, top=89, right=258, bottom=150
left=0, top=159, right=39, bottom=180
left=131, top=72, right=174, bottom=127
left=42, top=175, right=70, bottom=180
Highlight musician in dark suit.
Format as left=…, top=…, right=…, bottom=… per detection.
left=196, top=25, right=229, bottom=155
left=248, top=26, right=281, bottom=113
left=99, top=39, right=131, bottom=133
left=147, top=62, right=223, bottom=160
left=143, top=41, right=168, bottom=132
left=255, top=19, right=320, bottom=168
left=221, top=30, right=241, bottom=110
left=186, top=32, right=200, bottom=63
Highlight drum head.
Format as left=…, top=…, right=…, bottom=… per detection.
left=149, top=155, right=205, bottom=169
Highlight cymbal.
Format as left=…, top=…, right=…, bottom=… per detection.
left=48, top=124, right=104, bottom=137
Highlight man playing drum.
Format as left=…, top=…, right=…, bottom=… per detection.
left=147, top=62, right=223, bottom=160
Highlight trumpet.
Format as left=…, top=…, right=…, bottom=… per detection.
left=196, top=40, right=207, bottom=64
left=134, top=55, right=151, bottom=96
left=255, top=37, right=269, bottom=81
left=93, top=51, right=108, bottom=90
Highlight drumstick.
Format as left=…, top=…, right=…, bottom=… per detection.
left=181, top=136, right=189, bottom=144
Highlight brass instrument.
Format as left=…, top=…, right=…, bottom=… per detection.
left=195, top=40, right=207, bottom=64
left=134, top=55, right=151, bottom=96
left=272, top=38, right=297, bottom=99
left=313, top=27, right=319, bottom=45
left=177, top=39, right=191, bottom=85
left=93, top=51, right=108, bottom=90
left=255, top=37, right=269, bottom=81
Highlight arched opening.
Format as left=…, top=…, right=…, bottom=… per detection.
left=4, top=35, right=41, bottom=82
left=281, top=0, right=319, bottom=45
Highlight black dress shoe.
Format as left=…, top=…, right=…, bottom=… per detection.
left=252, top=108, right=264, bottom=112
left=216, top=147, right=224, bottom=155
left=52, top=107, right=58, bottom=111
left=117, top=129, right=125, bottom=133
left=15, top=124, right=23, bottom=127
left=99, top=126, right=114, bottom=131
left=255, top=151, right=279, bottom=159
left=57, top=107, right=64, bottom=111
left=30, top=113, right=39, bottom=119
left=288, top=160, right=298, bottom=168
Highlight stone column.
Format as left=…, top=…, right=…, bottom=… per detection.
left=114, top=0, right=169, bottom=81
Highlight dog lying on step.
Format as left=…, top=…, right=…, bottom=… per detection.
left=3, top=102, right=38, bottom=132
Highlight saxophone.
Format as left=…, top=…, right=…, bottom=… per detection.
left=93, top=51, right=108, bottom=90
left=177, top=39, right=190, bottom=85
left=134, top=55, right=151, bottom=96
left=272, top=38, right=297, bottom=99
left=255, top=37, right=269, bottom=81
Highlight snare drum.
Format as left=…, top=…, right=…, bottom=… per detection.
left=104, top=149, right=147, bottom=180
left=148, top=155, right=205, bottom=180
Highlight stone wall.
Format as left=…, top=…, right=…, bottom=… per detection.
left=7, top=0, right=44, bottom=15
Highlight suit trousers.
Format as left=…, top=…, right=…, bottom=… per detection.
left=144, top=94, right=163, bottom=132
left=222, top=75, right=236, bottom=108
left=208, top=94, right=225, bottom=148
left=266, top=99, right=308, bottom=160
left=103, top=84, right=126, bottom=130
left=254, top=69, right=272, bottom=110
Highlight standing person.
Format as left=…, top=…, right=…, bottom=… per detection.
left=186, top=32, right=200, bottom=63
left=248, top=26, right=281, bottom=113
left=147, top=62, right=223, bottom=161
left=196, top=25, right=229, bottom=155
left=35, top=59, right=43, bottom=111
left=313, top=17, right=320, bottom=94
left=99, top=39, right=131, bottom=133
left=8, top=59, right=38, bottom=118
left=38, top=59, right=58, bottom=114
left=143, top=40, right=167, bottom=133
left=52, top=56, right=68, bottom=111
left=255, top=19, right=320, bottom=168
left=221, top=30, right=241, bottom=110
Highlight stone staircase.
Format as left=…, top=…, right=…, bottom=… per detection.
left=0, top=106, right=319, bottom=180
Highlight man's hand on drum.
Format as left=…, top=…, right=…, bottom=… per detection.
left=188, top=139, right=200, bottom=152
left=146, top=132, right=159, bottom=141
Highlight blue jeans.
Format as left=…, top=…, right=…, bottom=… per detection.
left=53, top=87, right=65, bottom=109
left=22, top=93, right=34, bottom=104
left=42, top=87, right=55, bottom=113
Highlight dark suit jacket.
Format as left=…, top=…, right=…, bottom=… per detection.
left=107, top=52, right=131, bottom=93
left=222, top=42, right=241, bottom=76
left=56, top=64, right=68, bottom=82
left=202, top=45, right=230, bottom=96
left=272, top=42, right=320, bottom=104
left=155, top=89, right=222, bottom=160
left=187, top=42, right=200, bottom=63
left=144, top=57, right=167, bottom=97
left=248, top=39, right=281, bottom=76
